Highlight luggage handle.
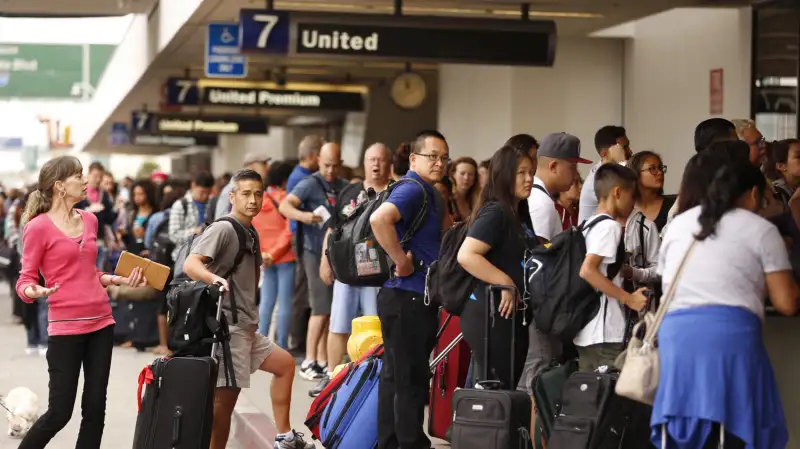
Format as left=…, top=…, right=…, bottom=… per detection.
left=172, top=406, right=183, bottom=446
left=477, top=285, right=517, bottom=389
left=429, top=332, right=464, bottom=372
left=209, top=285, right=225, bottom=364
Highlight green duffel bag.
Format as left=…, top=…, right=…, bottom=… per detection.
left=531, top=358, right=579, bottom=448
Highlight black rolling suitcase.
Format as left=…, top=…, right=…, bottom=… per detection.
left=132, top=287, right=233, bottom=449
left=547, top=367, right=653, bottom=449
left=450, top=285, right=532, bottom=449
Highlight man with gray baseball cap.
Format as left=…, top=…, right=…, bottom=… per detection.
left=528, top=132, right=590, bottom=243
left=516, top=132, right=590, bottom=405
left=213, top=151, right=271, bottom=220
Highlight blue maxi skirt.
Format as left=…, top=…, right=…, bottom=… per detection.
left=651, top=305, right=788, bottom=449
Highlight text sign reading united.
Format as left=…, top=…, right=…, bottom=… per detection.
left=164, top=78, right=365, bottom=111
left=131, top=111, right=269, bottom=135
left=206, top=23, right=248, bottom=78
left=238, top=10, right=556, bottom=66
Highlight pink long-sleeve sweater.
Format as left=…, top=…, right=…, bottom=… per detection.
left=16, top=209, right=115, bottom=336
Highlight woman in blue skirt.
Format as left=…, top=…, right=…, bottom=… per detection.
left=655, top=144, right=799, bottom=449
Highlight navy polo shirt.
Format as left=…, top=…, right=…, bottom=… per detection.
left=383, top=170, right=442, bottom=295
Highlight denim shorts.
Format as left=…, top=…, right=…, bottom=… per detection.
left=329, top=281, right=379, bottom=334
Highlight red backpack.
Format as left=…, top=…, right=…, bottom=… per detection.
left=304, top=344, right=384, bottom=440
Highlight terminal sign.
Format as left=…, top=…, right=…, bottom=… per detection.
left=132, top=111, right=269, bottom=135
left=131, top=133, right=219, bottom=147
left=164, top=78, right=365, bottom=111
left=238, top=10, right=556, bottom=66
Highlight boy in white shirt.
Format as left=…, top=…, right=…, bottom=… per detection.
left=576, top=163, right=648, bottom=372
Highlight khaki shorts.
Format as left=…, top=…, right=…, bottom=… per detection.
left=216, top=326, right=276, bottom=388
left=576, top=343, right=624, bottom=373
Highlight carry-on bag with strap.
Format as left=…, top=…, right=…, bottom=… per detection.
left=132, top=286, right=229, bottom=449
left=318, top=355, right=382, bottom=449
left=427, top=311, right=471, bottom=442
left=450, top=285, right=532, bottom=449
left=548, top=366, right=645, bottom=449
left=304, top=344, right=384, bottom=441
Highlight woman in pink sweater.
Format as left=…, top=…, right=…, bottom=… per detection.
left=16, top=156, right=146, bottom=449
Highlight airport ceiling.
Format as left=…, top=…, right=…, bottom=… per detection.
left=65, top=0, right=761, bottom=154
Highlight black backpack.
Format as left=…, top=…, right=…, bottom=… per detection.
left=425, top=221, right=476, bottom=315
left=326, top=178, right=428, bottom=287
left=150, top=198, right=187, bottom=267
left=526, top=215, right=624, bottom=341
left=165, top=282, right=238, bottom=387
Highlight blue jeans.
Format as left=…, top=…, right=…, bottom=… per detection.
left=26, top=298, right=49, bottom=348
left=96, top=245, right=107, bottom=270
left=258, top=262, right=296, bottom=349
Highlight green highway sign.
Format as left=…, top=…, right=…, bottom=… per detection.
left=0, top=43, right=115, bottom=99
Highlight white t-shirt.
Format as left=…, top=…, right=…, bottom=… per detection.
left=578, top=163, right=601, bottom=225
left=658, top=206, right=791, bottom=320
left=574, top=214, right=626, bottom=347
left=528, top=177, right=562, bottom=241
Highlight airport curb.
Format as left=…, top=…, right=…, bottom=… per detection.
left=233, top=394, right=278, bottom=449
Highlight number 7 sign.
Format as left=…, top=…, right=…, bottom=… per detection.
left=239, top=9, right=291, bottom=54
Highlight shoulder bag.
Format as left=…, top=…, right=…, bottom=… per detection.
left=614, top=238, right=697, bottom=405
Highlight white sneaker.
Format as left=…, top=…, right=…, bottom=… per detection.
left=25, top=347, right=37, bottom=356
left=299, top=362, right=325, bottom=381
left=38, top=347, right=47, bottom=357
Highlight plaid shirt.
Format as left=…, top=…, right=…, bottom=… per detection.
left=168, top=193, right=199, bottom=261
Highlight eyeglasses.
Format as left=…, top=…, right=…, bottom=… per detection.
left=748, top=136, right=766, bottom=147
left=640, top=165, right=667, bottom=175
left=414, top=152, right=451, bottom=165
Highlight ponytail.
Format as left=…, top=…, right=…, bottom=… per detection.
left=696, top=159, right=765, bottom=241
left=21, top=190, right=52, bottom=227
left=21, top=155, right=83, bottom=227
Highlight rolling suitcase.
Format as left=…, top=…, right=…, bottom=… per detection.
left=305, top=344, right=385, bottom=441
left=450, top=285, right=532, bottom=449
left=547, top=367, right=652, bottom=449
left=319, top=355, right=382, bottom=449
left=428, top=311, right=471, bottom=442
left=132, top=288, right=230, bottom=449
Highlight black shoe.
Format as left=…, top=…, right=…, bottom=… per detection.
left=309, top=375, right=331, bottom=397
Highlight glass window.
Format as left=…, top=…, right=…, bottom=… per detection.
left=753, top=6, right=798, bottom=140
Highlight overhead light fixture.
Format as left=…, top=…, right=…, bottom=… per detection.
left=274, top=1, right=603, bottom=19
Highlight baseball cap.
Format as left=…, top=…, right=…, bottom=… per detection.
left=537, top=132, right=592, bottom=164
left=243, top=151, right=271, bottom=166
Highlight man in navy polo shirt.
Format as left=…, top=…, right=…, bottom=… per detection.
left=370, top=130, right=449, bottom=449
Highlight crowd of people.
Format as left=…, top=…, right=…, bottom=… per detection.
left=1, top=117, right=798, bottom=449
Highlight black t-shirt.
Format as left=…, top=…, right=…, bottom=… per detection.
left=654, top=195, right=677, bottom=233
left=467, top=202, right=536, bottom=295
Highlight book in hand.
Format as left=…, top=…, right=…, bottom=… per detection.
left=114, top=251, right=171, bottom=291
